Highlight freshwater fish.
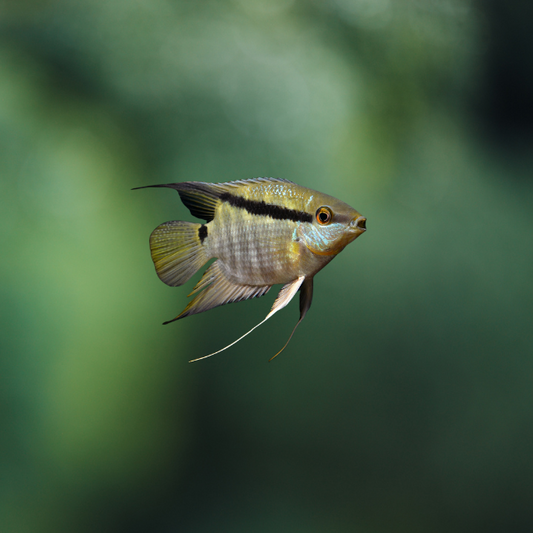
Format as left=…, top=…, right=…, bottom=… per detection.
left=135, top=178, right=366, bottom=361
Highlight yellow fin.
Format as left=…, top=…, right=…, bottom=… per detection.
left=150, top=221, right=209, bottom=287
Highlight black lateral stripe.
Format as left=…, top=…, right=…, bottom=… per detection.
left=220, top=192, right=312, bottom=223
left=198, top=224, right=208, bottom=243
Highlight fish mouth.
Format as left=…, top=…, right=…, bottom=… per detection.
left=350, top=216, right=367, bottom=232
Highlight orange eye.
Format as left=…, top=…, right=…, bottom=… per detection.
left=316, top=206, right=332, bottom=225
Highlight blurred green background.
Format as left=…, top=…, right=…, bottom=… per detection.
left=1, top=1, right=532, bottom=532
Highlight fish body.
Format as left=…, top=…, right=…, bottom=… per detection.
left=135, top=178, right=366, bottom=360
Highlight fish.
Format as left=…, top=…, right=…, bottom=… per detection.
left=134, top=178, right=366, bottom=362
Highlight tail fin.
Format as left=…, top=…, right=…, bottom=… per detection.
left=149, top=221, right=209, bottom=287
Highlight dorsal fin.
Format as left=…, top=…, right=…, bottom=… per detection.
left=221, top=177, right=295, bottom=188
left=133, top=182, right=226, bottom=221
left=133, top=178, right=295, bottom=221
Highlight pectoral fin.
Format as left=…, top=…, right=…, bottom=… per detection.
left=189, top=276, right=306, bottom=362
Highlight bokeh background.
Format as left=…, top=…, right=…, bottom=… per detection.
left=1, top=1, right=532, bottom=532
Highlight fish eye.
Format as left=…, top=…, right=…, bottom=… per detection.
left=316, top=206, right=332, bottom=225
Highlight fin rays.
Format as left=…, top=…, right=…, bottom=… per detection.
left=150, top=221, right=208, bottom=287
left=165, top=261, right=271, bottom=323
left=268, top=277, right=313, bottom=361
left=189, top=276, right=306, bottom=363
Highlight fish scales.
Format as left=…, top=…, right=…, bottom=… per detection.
left=135, top=177, right=367, bottom=361
left=207, top=181, right=309, bottom=285
left=208, top=203, right=300, bottom=286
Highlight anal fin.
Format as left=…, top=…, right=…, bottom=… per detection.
left=164, top=261, right=270, bottom=324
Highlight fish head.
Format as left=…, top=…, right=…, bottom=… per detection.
left=298, top=193, right=366, bottom=257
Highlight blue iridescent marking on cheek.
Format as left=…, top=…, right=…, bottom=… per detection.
left=308, top=223, right=344, bottom=251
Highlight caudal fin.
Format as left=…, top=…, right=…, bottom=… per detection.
left=149, top=221, right=209, bottom=287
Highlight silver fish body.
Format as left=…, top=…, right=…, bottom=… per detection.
left=135, top=178, right=366, bottom=360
